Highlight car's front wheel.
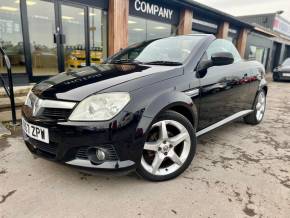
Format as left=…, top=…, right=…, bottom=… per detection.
left=137, top=110, right=196, bottom=181
left=273, top=74, right=279, bottom=82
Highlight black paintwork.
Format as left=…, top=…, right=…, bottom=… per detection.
left=22, top=35, right=267, bottom=171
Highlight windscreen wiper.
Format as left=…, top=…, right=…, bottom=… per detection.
left=144, top=61, right=182, bottom=66
left=110, top=59, right=143, bottom=64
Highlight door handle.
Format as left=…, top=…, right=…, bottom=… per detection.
left=53, top=33, right=66, bottom=44
left=53, top=33, right=57, bottom=44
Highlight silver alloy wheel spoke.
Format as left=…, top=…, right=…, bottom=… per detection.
left=141, top=119, right=191, bottom=176
left=160, top=121, right=168, bottom=140
left=144, top=141, right=160, bottom=151
left=260, top=104, right=265, bottom=112
left=261, top=97, right=265, bottom=104
left=256, top=92, right=266, bottom=121
left=168, top=150, right=182, bottom=165
left=152, top=153, right=165, bottom=174
left=168, top=132, right=188, bottom=147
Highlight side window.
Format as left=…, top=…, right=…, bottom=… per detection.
left=205, top=39, right=241, bottom=63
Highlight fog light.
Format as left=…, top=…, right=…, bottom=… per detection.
left=87, top=147, right=108, bottom=164
left=96, top=149, right=106, bottom=161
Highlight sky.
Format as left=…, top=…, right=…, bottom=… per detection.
left=194, top=0, right=290, bottom=20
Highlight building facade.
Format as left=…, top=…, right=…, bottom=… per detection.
left=244, top=30, right=274, bottom=72
left=241, top=13, right=290, bottom=71
left=0, top=0, right=284, bottom=85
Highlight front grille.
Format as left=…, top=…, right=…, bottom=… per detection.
left=41, top=108, right=72, bottom=120
left=77, top=57, right=86, bottom=61
left=25, top=91, right=76, bottom=120
left=75, top=147, right=88, bottom=159
left=76, top=145, right=119, bottom=161
left=91, top=58, right=101, bottom=61
left=30, top=138, right=57, bottom=156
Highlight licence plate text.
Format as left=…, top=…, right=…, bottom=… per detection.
left=22, top=118, right=49, bottom=144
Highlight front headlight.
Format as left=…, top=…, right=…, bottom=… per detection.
left=69, top=92, right=130, bottom=121
left=24, top=90, right=32, bottom=107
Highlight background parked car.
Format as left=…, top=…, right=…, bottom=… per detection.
left=273, top=58, right=290, bottom=81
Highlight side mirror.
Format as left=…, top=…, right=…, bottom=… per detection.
left=274, top=65, right=281, bottom=72
left=211, top=52, right=234, bottom=66
left=196, top=52, right=235, bottom=78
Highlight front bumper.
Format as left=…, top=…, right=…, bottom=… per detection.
left=22, top=105, right=148, bottom=172
left=273, top=71, right=290, bottom=81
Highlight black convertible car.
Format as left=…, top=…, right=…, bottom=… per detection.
left=273, top=58, right=290, bottom=81
left=22, top=35, right=267, bottom=181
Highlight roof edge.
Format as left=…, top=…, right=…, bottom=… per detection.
left=169, top=0, right=254, bottom=29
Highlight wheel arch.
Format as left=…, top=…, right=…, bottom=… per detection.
left=261, top=85, right=268, bottom=95
left=259, top=75, right=268, bottom=95
left=160, top=103, right=197, bottom=130
left=137, top=91, right=198, bottom=136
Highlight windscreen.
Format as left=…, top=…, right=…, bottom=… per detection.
left=108, top=35, right=205, bottom=65
left=282, top=58, right=290, bottom=66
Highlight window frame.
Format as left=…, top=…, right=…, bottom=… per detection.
left=202, top=39, right=242, bottom=63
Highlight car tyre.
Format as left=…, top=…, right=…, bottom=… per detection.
left=136, top=110, right=196, bottom=181
left=272, top=74, right=279, bottom=82
left=244, top=90, right=266, bottom=125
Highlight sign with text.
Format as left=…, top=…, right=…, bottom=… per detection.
left=273, top=16, right=290, bottom=37
left=129, top=0, right=180, bottom=25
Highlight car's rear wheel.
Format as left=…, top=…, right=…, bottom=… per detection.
left=244, top=90, right=266, bottom=125
left=137, top=110, right=196, bottom=181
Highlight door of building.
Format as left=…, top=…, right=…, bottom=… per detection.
left=26, top=0, right=88, bottom=79
left=272, top=42, right=282, bottom=70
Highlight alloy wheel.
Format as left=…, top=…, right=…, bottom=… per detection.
left=141, top=120, right=191, bottom=176
left=256, top=91, right=266, bottom=121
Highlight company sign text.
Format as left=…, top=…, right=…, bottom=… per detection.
left=129, top=0, right=179, bottom=25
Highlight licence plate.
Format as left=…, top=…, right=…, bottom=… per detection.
left=80, top=63, right=86, bottom=67
left=283, top=73, right=290, bottom=77
left=22, top=118, right=49, bottom=144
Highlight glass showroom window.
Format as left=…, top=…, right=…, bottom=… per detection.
left=192, top=30, right=204, bottom=34
left=89, top=8, right=107, bottom=66
left=192, top=18, right=218, bottom=34
left=249, top=46, right=269, bottom=67
left=0, top=0, right=25, bottom=74
left=27, top=0, right=58, bottom=76
left=128, top=16, right=176, bottom=45
left=63, top=6, right=107, bottom=70
left=227, top=27, right=239, bottom=46
left=61, top=4, right=86, bottom=71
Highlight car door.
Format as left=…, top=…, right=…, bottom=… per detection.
left=197, top=39, right=251, bottom=131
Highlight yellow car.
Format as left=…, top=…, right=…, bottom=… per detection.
left=67, top=50, right=103, bottom=68
left=90, top=51, right=103, bottom=66
left=67, top=50, right=86, bottom=68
